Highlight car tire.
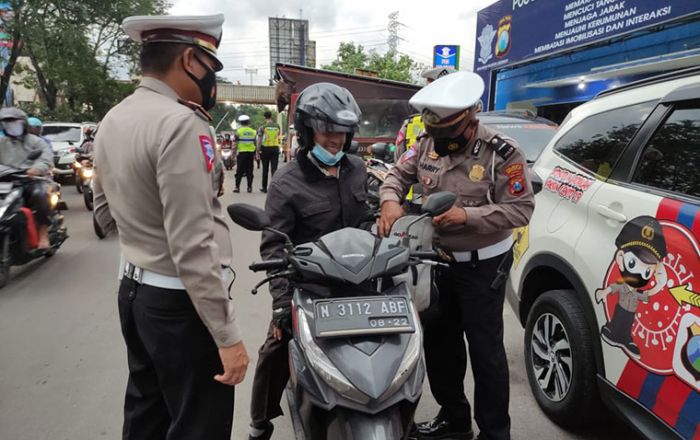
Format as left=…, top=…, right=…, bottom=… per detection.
left=93, top=215, right=106, bottom=240
left=524, top=289, right=600, bottom=428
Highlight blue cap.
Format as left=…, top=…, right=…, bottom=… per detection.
left=27, top=117, right=42, bottom=127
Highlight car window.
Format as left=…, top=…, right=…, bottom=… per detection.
left=43, top=126, right=81, bottom=143
left=553, top=101, right=654, bottom=178
left=633, top=104, right=700, bottom=198
left=484, top=123, right=557, bottom=162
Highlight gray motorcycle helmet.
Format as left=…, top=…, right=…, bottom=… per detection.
left=294, top=82, right=362, bottom=151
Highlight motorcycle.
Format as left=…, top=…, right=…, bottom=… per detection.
left=227, top=191, right=456, bottom=440
left=365, top=143, right=422, bottom=215
left=221, top=147, right=234, bottom=170
left=73, top=156, right=94, bottom=210
left=0, top=151, right=68, bottom=288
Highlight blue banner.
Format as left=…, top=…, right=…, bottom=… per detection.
left=474, top=0, right=700, bottom=72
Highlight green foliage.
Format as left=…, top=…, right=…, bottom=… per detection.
left=210, top=103, right=277, bottom=133
left=3, top=0, right=166, bottom=121
left=322, top=42, right=418, bottom=83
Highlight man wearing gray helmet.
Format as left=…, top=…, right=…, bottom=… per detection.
left=247, top=82, right=372, bottom=440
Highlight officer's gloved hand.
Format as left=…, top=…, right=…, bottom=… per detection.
left=272, top=304, right=292, bottom=341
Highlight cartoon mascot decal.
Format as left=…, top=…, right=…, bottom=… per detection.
left=596, top=216, right=668, bottom=358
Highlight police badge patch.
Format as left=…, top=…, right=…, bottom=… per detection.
left=469, top=164, right=485, bottom=182
left=199, top=135, right=215, bottom=173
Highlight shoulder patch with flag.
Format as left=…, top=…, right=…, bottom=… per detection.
left=400, top=147, right=416, bottom=164
left=199, top=135, right=215, bottom=172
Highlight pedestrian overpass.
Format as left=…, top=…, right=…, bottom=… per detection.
left=217, top=83, right=276, bottom=105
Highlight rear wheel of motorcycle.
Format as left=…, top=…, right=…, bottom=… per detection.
left=0, top=236, right=10, bottom=288
left=84, top=190, right=94, bottom=211
left=93, top=215, right=106, bottom=239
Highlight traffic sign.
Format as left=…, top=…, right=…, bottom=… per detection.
left=433, top=45, right=460, bottom=69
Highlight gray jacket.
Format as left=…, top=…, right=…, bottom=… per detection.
left=261, top=150, right=372, bottom=305
left=0, top=134, right=53, bottom=174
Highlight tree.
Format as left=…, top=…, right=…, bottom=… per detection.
left=0, top=0, right=167, bottom=120
left=322, top=42, right=419, bottom=84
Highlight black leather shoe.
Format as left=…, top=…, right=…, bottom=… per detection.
left=247, top=187, right=253, bottom=193
left=233, top=188, right=240, bottom=193
left=248, top=421, right=273, bottom=440
left=416, top=416, right=473, bottom=440
left=260, top=188, right=267, bottom=193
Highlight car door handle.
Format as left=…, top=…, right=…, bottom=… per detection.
left=596, top=204, right=627, bottom=223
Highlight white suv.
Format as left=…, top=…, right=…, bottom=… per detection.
left=43, top=122, right=96, bottom=180
left=508, top=67, right=700, bottom=439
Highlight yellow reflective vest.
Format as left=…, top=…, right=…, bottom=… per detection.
left=405, top=115, right=424, bottom=149
left=260, top=124, right=280, bottom=147
left=236, top=126, right=257, bottom=152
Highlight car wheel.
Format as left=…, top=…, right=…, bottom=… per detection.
left=524, top=289, right=600, bottom=427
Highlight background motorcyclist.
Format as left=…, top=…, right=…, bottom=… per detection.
left=246, top=82, right=372, bottom=440
left=0, top=107, right=54, bottom=248
left=78, top=126, right=96, bottom=161
left=27, top=117, right=54, bottom=153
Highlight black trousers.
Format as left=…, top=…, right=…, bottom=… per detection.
left=424, top=255, right=511, bottom=440
left=260, top=148, right=280, bottom=190
left=250, top=320, right=292, bottom=427
left=235, top=151, right=255, bottom=189
left=118, top=278, right=235, bottom=440
left=23, top=181, right=51, bottom=225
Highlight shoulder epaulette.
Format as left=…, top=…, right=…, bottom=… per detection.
left=488, top=136, right=516, bottom=160
left=177, top=99, right=213, bottom=122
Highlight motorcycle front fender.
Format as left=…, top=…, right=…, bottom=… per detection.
left=325, top=405, right=409, bottom=440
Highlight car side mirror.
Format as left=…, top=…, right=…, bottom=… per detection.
left=26, top=149, right=42, bottom=161
left=421, top=191, right=457, bottom=217
left=227, top=203, right=271, bottom=231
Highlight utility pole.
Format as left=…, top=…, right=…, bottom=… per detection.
left=387, top=11, right=399, bottom=60
left=244, top=68, right=258, bottom=85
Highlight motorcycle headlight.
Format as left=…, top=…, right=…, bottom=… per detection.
left=73, top=161, right=82, bottom=169
left=50, top=193, right=59, bottom=208
left=297, top=309, right=371, bottom=405
left=82, top=168, right=93, bottom=178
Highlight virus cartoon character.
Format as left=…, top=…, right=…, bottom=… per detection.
left=595, top=216, right=668, bottom=358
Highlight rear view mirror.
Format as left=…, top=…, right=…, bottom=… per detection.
left=26, top=149, right=42, bottom=161
left=227, top=203, right=271, bottom=231
left=421, top=191, right=456, bottom=217
left=347, top=141, right=359, bottom=155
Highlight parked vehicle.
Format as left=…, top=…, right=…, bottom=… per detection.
left=43, top=122, right=96, bottom=182
left=228, top=192, right=456, bottom=440
left=508, top=67, right=700, bottom=439
left=478, top=111, right=558, bottom=163
left=0, top=151, right=68, bottom=287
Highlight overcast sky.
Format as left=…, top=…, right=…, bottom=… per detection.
left=170, top=0, right=499, bottom=85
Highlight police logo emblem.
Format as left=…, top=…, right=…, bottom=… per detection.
left=448, top=143, right=460, bottom=152
left=642, top=224, right=655, bottom=240
left=469, top=164, right=485, bottom=182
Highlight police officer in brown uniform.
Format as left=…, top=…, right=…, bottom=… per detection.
left=378, top=71, right=534, bottom=440
left=93, top=14, right=248, bottom=440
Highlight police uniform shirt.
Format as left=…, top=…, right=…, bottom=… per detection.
left=93, top=77, right=240, bottom=347
left=380, top=122, right=535, bottom=252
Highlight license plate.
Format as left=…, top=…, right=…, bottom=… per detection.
left=0, top=182, right=13, bottom=194
left=313, top=296, right=415, bottom=338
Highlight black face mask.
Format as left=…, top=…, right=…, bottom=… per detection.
left=433, top=134, right=469, bottom=157
left=185, top=55, right=217, bottom=111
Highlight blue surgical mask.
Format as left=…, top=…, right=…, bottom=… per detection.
left=311, top=143, right=345, bottom=166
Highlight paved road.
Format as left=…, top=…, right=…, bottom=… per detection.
left=0, top=170, right=640, bottom=440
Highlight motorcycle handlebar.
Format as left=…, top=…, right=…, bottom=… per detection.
left=411, top=251, right=440, bottom=260
left=249, top=259, right=288, bottom=272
